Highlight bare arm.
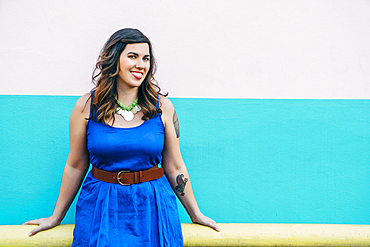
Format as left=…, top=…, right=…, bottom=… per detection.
left=23, top=94, right=91, bottom=236
left=160, top=96, right=220, bottom=232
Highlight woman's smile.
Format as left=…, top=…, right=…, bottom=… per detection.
left=131, top=71, right=143, bottom=79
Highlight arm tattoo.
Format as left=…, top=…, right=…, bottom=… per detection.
left=175, top=174, right=188, bottom=196
left=173, top=110, right=180, bottom=138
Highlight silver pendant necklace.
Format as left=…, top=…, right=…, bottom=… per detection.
left=116, top=105, right=141, bottom=121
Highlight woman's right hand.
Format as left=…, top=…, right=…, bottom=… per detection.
left=22, top=216, right=60, bottom=236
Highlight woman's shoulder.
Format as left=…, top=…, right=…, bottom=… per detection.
left=74, top=92, right=92, bottom=117
left=159, top=95, right=174, bottom=112
left=158, top=95, right=175, bottom=126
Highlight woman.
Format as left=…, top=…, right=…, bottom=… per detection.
left=23, top=28, right=220, bottom=246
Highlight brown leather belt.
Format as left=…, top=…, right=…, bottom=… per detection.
left=92, top=165, right=164, bottom=185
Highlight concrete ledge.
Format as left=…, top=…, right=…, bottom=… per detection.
left=183, top=223, right=370, bottom=247
left=1, top=223, right=370, bottom=246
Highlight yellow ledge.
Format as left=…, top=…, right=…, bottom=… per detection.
left=1, top=223, right=370, bottom=246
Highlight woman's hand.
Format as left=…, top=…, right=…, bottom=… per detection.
left=22, top=216, right=60, bottom=236
left=191, top=213, right=221, bottom=232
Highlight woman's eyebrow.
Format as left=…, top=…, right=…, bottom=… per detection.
left=127, top=52, right=150, bottom=57
left=127, top=52, right=138, bottom=56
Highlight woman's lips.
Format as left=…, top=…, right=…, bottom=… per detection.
left=131, top=71, right=143, bottom=79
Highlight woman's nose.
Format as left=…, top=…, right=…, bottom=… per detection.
left=135, top=60, right=145, bottom=69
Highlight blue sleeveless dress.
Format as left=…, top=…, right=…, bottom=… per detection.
left=72, top=96, right=183, bottom=247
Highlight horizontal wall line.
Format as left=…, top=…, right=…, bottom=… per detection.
left=1, top=93, right=370, bottom=100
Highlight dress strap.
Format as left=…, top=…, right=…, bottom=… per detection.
left=89, top=90, right=96, bottom=120
left=155, top=92, right=160, bottom=108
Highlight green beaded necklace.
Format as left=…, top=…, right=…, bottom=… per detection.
left=114, top=95, right=142, bottom=121
left=114, top=95, right=138, bottom=111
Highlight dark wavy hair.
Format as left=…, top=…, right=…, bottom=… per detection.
left=90, top=28, right=166, bottom=124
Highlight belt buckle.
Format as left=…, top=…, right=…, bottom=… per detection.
left=117, top=170, right=130, bottom=185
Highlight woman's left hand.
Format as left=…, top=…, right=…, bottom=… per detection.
left=191, top=213, right=221, bottom=232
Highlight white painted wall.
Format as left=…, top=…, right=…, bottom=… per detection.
left=0, top=0, right=369, bottom=98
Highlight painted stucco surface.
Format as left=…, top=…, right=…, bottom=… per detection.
left=0, top=0, right=369, bottom=227
left=0, top=0, right=370, bottom=98
left=0, top=96, right=369, bottom=225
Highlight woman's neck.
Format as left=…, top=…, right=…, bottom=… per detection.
left=116, top=86, right=139, bottom=106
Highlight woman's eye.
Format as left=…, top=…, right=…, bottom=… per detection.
left=128, top=55, right=136, bottom=59
left=143, top=57, right=150, bottom=61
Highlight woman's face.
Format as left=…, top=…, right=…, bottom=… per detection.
left=117, top=43, right=150, bottom=89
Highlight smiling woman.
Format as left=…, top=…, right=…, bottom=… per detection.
left=22, top=28, right=219, bottom=247
left=91, top=29, right=161, bottom=126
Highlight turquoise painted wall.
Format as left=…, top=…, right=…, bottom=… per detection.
left=0, top=95, right=369, bottom=225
